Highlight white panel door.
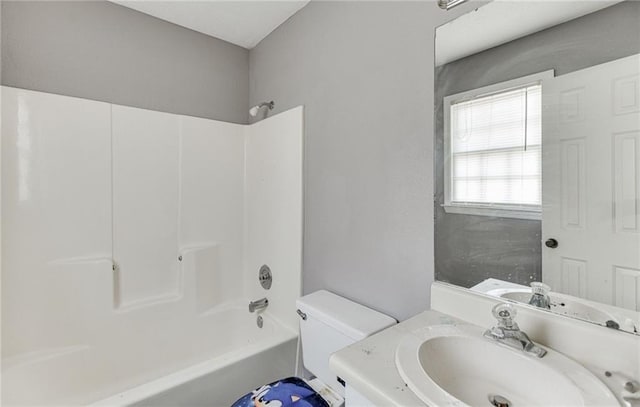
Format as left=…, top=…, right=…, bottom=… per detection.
left=112, top=105, right=180, bottom=309
left=542, top=55, right=640, bottom=310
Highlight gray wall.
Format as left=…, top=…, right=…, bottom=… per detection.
left=0, top=0, right=482, bottom=322
left=434, top=1, right=640, bottom=288
left=0, top=1, right=2, bottom=90
left=250, top=1, right=479, bottom=321
left=1, top=1, right=249, bottom=124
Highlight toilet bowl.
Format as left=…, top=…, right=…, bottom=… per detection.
left=231, top=290, right=396, bottom=407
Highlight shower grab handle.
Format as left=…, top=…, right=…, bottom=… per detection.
left=249, top=298, right=269, bottom=313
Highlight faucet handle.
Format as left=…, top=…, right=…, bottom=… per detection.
left=530, top=282, right=551, bottom=296
left=605, top=371, right=639, bottom=394
left=492, top=303, right=518, bottom=329
left=529, top=282, right=552, bottom=309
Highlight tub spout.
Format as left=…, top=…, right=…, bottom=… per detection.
left=249, top=298, right=269, bottom=313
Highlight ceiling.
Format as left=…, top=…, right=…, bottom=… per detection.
left=436, top=0, right=624, bottom=66
left=112, top=0, right=310, bottom=49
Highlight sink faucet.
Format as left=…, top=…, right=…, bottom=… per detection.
left=249, top=297, right=269, bottom=313
left=484, top=303, right=547, bottom=358
left=528, top=282, right=551, bottom=310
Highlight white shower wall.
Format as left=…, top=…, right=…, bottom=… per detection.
left=180, top=115, right=247, bottom=311
left=111, top=105, right=247, bottom=310
left=1, top=86, right=303, bottom=405
left=244, top=110, right=304, bottom=330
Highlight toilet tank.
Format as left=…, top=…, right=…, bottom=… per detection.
left=296, top=290, right=397, bottom=396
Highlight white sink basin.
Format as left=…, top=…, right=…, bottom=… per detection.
left=496, top=289, right=617, bottom=326
left=396, top=324, right=619, bottom=406
left=471, top=279, right=637, bottom=333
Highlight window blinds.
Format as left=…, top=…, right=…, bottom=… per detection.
left=450, top=84, right=542, bottom=207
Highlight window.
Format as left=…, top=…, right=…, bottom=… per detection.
left=443, top=71, right=553, bottom=220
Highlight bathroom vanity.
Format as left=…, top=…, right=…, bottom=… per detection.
left=330, top=283, right=639, bottom=406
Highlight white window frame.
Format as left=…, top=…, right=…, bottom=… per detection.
left=443, top=70, right=554, bottom=220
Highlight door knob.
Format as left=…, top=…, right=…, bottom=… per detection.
left=545, top=238, right=559, bottom=248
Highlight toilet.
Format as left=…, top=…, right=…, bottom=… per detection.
left=232, top=290, right=397, bottom=407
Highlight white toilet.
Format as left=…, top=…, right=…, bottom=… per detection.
left=232, top=290, right=396, bottom=407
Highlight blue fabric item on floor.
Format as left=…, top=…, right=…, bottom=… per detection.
left=231, top=377, right=330, bottom=407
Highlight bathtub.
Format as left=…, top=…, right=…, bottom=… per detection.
left=4, top=303, right=298, bottom=406
left=91, top=308, right=298, bottom=406
left=129, top=338, right=297, bottom=406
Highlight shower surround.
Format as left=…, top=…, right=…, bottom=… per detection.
left=1, top=86, right=304, bottom=405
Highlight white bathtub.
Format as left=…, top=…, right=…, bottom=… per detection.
left=124, top=337, right=297, bottom=407
left=4, top=304, right=298, bottom=406
left=90, top=308, right=298, bottom=406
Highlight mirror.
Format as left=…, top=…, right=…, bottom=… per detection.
left=434, top=0, right=640, bottom=334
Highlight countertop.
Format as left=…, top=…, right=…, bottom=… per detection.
left=329, top=310, right=465, bottom=407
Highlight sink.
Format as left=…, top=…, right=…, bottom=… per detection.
left=395, top=324, right=619, bottom=406
left=499, top=290, right=617, bottom=325
left=489, top=288, right=637, bottom=332
left=471, top=279, right=637, bottom=333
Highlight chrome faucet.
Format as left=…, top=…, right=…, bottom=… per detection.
left=249, top=298, right=269, bottom=313
left=484, top=303, right=547, bottom=358
left=528, top=282, right=551, bottom=309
